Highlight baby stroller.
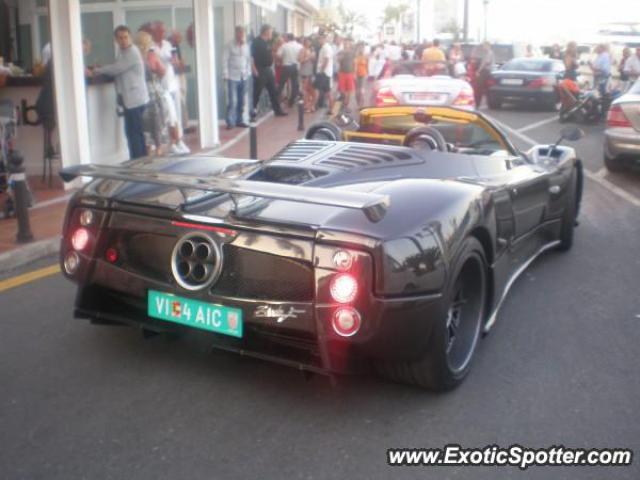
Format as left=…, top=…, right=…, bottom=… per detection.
left=0, top=98, right=32, bottom=218
left=558, top=78, right=620, bottom=124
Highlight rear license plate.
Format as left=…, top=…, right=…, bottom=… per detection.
left=147, top=290, right=243, bottom=338
left=501, top=78, right=523, bottom=86
left=409, top=92, right=446, bottom=103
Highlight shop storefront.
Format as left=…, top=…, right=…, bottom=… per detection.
left=0, top=0, right=318, bottom=187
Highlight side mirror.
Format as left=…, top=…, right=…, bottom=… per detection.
left=559, top=126, right=584, bottom=142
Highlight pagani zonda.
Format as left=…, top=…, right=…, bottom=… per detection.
left=60, top=106, right=583, bottom=390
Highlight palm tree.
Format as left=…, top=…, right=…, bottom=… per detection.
left=337, top=2, right=368, bottom=37
left=382, top=3, right=409, bottom=26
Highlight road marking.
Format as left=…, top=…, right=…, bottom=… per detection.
left=594, top=168, right=608, bottom=179
left=493, top=119, right=640, bottom=208
left=0, top=264, right=60, bottom=293
left=517, top=116, right=558, bottom=133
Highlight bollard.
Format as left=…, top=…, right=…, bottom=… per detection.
left=8, top=151, right=34, bottom=243
left=297, top=98, right=305, bottom=132
left=249, top=112, right=258, bottom=160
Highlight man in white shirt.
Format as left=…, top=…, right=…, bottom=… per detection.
left=223, top=26, right=251, bottom=128
left=314, top=33, right=334, bottom=110
left=624, top=47, right=640, bottom=83
left=276, top=34, right=303, bottom=108
left=151, top=21, right=189, bottom=154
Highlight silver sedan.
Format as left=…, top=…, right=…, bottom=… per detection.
left=604, top=80, right=640, bottom=171
left=370, top=61, right=475, bottom=110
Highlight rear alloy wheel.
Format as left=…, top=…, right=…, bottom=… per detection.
left=375, top=237, right=487, bottom=391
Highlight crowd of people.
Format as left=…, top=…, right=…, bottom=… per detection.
left=79, top=22, right=640, bottom=160
left=222, top=25, right=376, bottom=126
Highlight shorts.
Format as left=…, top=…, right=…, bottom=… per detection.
left=338, top=72, right=355, bottom=93
left=163, top=91, right=178, bottom=126
left=314, top=73, right=331, bottom=93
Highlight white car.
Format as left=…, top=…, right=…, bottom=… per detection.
left=370, top=61, right=475, bottom=110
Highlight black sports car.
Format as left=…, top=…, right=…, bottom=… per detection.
left=487, top=57, right=565, bottom=110
left=59, top=106, right=584, bottom=391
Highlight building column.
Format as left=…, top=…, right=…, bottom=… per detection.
left=193, top=0, right=219, bottom=149
left=49, top=0, right=91, bottom=183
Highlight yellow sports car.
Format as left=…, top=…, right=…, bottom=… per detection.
left=305, top=106, right=516, bottom=157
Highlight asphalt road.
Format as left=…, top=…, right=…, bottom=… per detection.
left=1, top=109, right=639, bottom=480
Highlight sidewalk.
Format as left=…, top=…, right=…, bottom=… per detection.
left=0, top=109, right=319, bottom=272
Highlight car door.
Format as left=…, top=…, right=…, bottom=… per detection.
left=504, top=163, right=551, bottom=245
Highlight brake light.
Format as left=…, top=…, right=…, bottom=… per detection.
left=375, top=86, right=399, bottom=107
left=487, top=77, right=497, bottom=87
left=332, top=308, right=362, bottom=337
left=105, top=247, right=119, bottom=263
left=452, top=88, right=475, bottom=107
left=607, top=105, right=632, bottom=128
left=527, top=77, right=550, bottom=89
left=71, top=227, right=90, bottom=251
left=330, top=273, right=358, bottom=303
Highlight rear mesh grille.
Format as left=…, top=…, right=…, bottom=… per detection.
left=118, top=231, right=313, bottom=302
left=213, top=246, right=314, bottom=301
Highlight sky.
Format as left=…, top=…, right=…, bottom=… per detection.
left=344, top=0, right=638, bottom=44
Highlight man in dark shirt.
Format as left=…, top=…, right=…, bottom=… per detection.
left=251, top=24, right=286, bottom=118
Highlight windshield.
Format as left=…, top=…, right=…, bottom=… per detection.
left=358, top=109, right=510, bottom=156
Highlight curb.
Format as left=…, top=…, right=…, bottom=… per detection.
left=0, top=236, right=60, bottom=273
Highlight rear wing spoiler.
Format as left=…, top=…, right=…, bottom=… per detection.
left=60, top=164, right=390, bottom=222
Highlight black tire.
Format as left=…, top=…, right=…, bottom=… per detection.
left=557, top=168, right=579, bottom=251
left=488, top=96, right=501, bottom=110
left=604, top=153, right=625, bottom=173
left=304, top=121, right=342, bottom=141
left=375, top=237, right=487, bottom=391
left=545, top=98, right=560, bottom=112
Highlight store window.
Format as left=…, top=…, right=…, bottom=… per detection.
left=76, top=2, right=199, bottom=162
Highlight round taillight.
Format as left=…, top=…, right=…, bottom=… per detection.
left=332, top=308, right=361, bottom=337
left=71, top=227, right=90, bottom=251
left=329, top=273, right=358, bottom=304
left=79, top=209, right=95, bottom=226
left=63, top=251, right=80, bottom=274
left=105, top=247, right=118, bottom=263
left=332, top=250, right=353, bottom=271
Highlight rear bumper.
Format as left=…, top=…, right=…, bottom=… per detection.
left=604, top=127, right=640, bottom=162
left=70, top=260, right=444, bottom=375
left=489, top=87, right=556, bottom=104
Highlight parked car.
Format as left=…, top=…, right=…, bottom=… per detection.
left=487, top=57, right=565, bottom=110
left=59, top=106, right=584, bottom=391
left=604, top=80, right=640, bottom=171
left=371, top=61, right=475, bottom=110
